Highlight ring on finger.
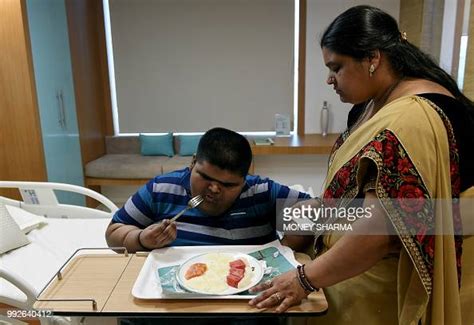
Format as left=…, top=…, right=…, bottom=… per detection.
left=272, top=292, right=282, bottom=304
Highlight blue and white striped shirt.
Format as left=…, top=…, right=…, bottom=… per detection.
left=112, top=168, right=310, bottom=246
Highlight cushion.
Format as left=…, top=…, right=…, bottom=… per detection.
left=4, top=205, right=47, bottom=234
left=85, top=154, right=169, bottom=179
left=0, top=202, right=30, bottom=254
left=139, top=133, right=174, bottom=157
left=178, top=135, right=202, bottom=156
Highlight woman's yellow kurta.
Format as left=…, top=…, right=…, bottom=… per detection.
left=315, top=96, right=463, bottom=325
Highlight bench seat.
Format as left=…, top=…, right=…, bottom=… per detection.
left=84, top=136, right=194, bottom=190
left=85, top=154, right=166, bottom=179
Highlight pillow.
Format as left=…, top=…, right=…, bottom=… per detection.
left=4, top=204, right=47, bottom=234
left=0, top=202, right=30, bottom=254
left=178, top=135, right=202, bottom=156
left=139, top=133, right=174, bottom=157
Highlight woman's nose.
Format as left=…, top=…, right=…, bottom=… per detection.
left=327, top=75, right=335, bottom=85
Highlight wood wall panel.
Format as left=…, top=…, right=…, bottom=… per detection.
left=463, top=0, right=474, bottom=99
left=420, top=0, right=444, bottom=63
left=0, top=0, right=47, bottom=199
left=66, top=0, right=113, bottom=168
left=450, top=0, right=465, bottom=80
left=399, top=0, right=424, bottom=48
left=297, top=0, right=306, bottom=135
left=400, top=0, right=445, bottom=64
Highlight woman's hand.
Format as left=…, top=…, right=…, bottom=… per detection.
left=248, top=269, right=309, bottom=313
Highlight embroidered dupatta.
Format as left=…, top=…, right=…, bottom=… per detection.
left=321, top=95, right=462, bottom=324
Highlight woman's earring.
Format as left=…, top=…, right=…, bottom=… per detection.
left=369, top=64, right=375, bottom=77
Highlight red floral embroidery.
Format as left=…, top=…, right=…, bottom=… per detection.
left=425, top=236, right=435, bottom=259
left=403, top=175, right=418, bottom=183
left=384, top=142, right=396, bottom=167
left=416, top=223, right=428, bottom=243
left=397, top=158, right=411, bottom=174
left=398, top=184, right=425, bottom=213
left=337, top=167, right=351, bottom=188
left=373, top=141, right=383, bottom=152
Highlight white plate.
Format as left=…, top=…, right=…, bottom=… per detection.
left=176, top=252, right=264, bottom=295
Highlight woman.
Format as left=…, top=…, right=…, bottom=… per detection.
left=249, top=5, right=474, bottom=324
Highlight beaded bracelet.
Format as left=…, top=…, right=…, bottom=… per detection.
left=301, top=264, right=320, bottom=291
left=297, top=265, right=314, bottom=292
left=296, top=265, right=314, bottom=292
left=297, top=264, right=320, bottom=292
left=296, top=270, right=313, bottom=292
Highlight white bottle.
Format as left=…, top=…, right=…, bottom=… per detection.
left=320, top=101, right=329, bottom=136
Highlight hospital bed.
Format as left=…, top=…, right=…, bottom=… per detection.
left=0, top=181, right=119, bottom=325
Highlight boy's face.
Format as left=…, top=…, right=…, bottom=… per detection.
left=189, top=159, right=245, bottom=216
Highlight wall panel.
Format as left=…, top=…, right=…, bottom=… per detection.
left=0, top=0, right=47, bottom=199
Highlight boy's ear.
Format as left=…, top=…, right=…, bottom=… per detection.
left=189, top=155, right=197, bottom=169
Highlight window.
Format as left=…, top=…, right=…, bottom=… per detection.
left=104, top=0, right=297, bottom=134
left=457, top=35, right=468, bottom=89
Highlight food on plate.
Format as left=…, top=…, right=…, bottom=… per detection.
left=182, top=253, right=255, bottom=294
left=227, top=259, right=247, bottom=288
left=184, top=262, right=208, bottom=280
left=229, top=259, right=246, bottom=270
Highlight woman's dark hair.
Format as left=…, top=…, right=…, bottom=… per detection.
left=320, top=5, right=474, bottom=114
left=196, top=127, right=252, bottom=177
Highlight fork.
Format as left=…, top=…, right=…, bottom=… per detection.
left=170, top=195, right=204, bottom=222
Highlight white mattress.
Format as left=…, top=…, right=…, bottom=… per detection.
left=0, top=218, right=111, bottom=302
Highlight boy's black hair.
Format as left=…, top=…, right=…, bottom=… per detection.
left=196, top=127, right=252, bottom=177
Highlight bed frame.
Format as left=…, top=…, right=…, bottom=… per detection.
left=0, top=181, right=117, bottom=219
left=0, top=181, right=119, bottom=325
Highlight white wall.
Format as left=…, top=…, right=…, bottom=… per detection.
left=304, top=0, right=400, bottom=134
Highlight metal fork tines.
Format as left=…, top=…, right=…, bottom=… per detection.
left=170, top=195, right=204, bottom=222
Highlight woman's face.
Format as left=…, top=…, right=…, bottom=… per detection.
left=322, top=47, right=372, bottom=104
